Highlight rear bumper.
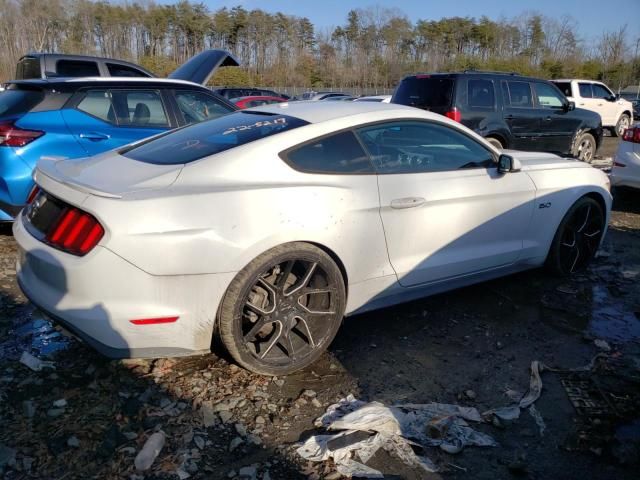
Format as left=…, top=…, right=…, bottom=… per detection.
left=610, top=143, right=640, bottom=189
left=14, top=213, right=236, bottom=358
left=0, top=147, right=34, bottom=220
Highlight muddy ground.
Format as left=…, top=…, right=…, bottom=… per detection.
left=1, top=137, right=639, bottom=480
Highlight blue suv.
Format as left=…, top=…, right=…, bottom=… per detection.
left=0, top=52, right=237, bottom=220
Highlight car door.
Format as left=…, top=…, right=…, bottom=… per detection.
left=532, top=82, right=580, bottom=154
left=591, top=83, right=617, bottom=125
left=62, top=88, right=171, bottom=155
left=502, top=80, right=541, bottom=150
left=356, top=120, right=536, bottom=287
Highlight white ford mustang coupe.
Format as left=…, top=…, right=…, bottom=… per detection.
left=14, top=102, right=611, bottom=375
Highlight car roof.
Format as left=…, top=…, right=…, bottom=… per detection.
left=247, top=100, right=425, bottom=124
left=552, top=79, right=605, bottom=84
left=7, top=77, right=205, bottom=91
left=403, top=72, right=548, bottom=83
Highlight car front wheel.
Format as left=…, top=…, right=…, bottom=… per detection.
left=614, top=114, right=630, bottom=137
left=572, top=132, right=596, bottom=163
left=217, top=243, right=346, bottom=375
left=546, top=196, right=605, bottom=275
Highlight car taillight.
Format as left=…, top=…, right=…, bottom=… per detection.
left=622, top=127, right=640, bottom=143
left=0, top=121, right=44, bottom=147
left=26, top=186, right=40, bottom=204
left=45, top=207, right=104, bottom=256
left=445, top=108, right=461, bottom=122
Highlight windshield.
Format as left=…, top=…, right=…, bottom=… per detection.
left=122, top=111, right=309, bottom=165
left=0, top=88, right=44, bottom=118
left=392, top=77, right=454, bottom=109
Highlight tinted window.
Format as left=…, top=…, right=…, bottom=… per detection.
left=507, top=81, right=533, bottom=108
left=285, top=131, right=372, bottom=173
left=15, top=57, right=41, bottom=80
left=176, top=90, right=232, bottom=124
left=578, top=83, right=593, bottom=98
left=107, top=63, right=148, bottom=77
left=592, top=84, right=612, bottom=99
left=467, top=79, right=495, bottom=108
left=534, top=83, right=565, bottom=108
left=553, top=82, right=572, bottom=97
left=0, top=88, right=44, bottom=117
left=393, top=77, right=454, bottom=109
left=77, top=90, right=114, bottom=123
left=356, top=121, right=494, bottom=174
left=113, top=90, right=168, bottom=127
left=123, top=112, right=308, bottom=165
left=56, top=60, right=100, bottom=77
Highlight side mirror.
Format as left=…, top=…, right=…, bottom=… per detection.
left=498, top=154, right=522, bottom=174
left=564, top=101, right=575, bottom=111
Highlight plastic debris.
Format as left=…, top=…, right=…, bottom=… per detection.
left=594, top=339, right=611, bottom=351
left=19, top=352, right=55, bottom=372
left=528, top=405, right=546, bottom=437
left=134, top=431, right=166, bottom=471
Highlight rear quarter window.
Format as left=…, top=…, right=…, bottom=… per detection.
left=122, top=111, right=308, bottom=165
left=392, top=77, right=454, bottom=109
left=15, top=57, right=41, bottom=80
left=56, top=60, right=100, bottom=77
left=0, top=88, right=44, bottom=117
left=467, top=79, right=495, bottom=109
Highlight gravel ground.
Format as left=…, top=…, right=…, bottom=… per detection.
left=1, top=153, right=639, bottom=479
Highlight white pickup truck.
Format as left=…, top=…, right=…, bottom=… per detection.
left=551, top=79, right=634, bottom=137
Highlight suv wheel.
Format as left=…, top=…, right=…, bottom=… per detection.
left=614, top=114, right=630, bottom=137
left=572, top=132, right=596, bottom=163
left=486, top=137, right=504, bottom=149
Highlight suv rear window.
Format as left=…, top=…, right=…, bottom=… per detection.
left=122, top=111, right=309, bottom=165
left=393, top=77, right=454, bottom=109
left=0, top=88, right=44, bottom=118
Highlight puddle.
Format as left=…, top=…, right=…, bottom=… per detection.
left=0, top=309, right=71, bottom=360
left=589, top=285, right=640, bottom=342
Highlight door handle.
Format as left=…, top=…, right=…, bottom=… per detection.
left=505, top=115, right=514, bottom=120
left=578, top=103, right=585, bottom=106
left=391, top=197, right=426, bottom=209
left=79, top=132, right=110, bottom=141
left=544, top=116, right=552, bottom=122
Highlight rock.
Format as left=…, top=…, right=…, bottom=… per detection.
left=229, top=437, right=244, bottom=452
left=213, top=397, right=242, bottom=412
left=496, top=341, right=504, bottom=350
left=47, top=408, right=65, bottom=418
left=67, top=436, right=80, bottom=448
left=238, top=465, right=257, bottom=479
left=594, top=339, right=611, bottom=351
left=22, top=400, right=36, bottom=418
left=219, top=411, right=233, bottom=423
left=235, top=423, right=247, bottom=436
left=273, top=378, right=285, bottom=387
left=247, top=434, right=262, bottom=446
left=263, top=471, right=271, bottom=480
left=301, top=389, right=317, bottom=398
left=176, top=468, right=191, bottom=480
left=99, top=424, right=128, bottom=458
left=134, top=431, right=166, bottom=471
left=465, top=389, right=477, bottom=400
left=22, top=456, right=34, bottom=472
left=53, top=399, right=67, bottom=408
left=311, top=398, right=322, bottom=408
left=194, top=436, right=205, bottom=450
left=19, top=351, right=55, bottom=372
left=325, top=473, right=342, bottom=480
left=227, top=470, right=237, bottom=478
left=0, top=444, right=16, bottom=468
left=201, top=401, right=217, bottom=427
left=255, top=415, right=265, bottom=424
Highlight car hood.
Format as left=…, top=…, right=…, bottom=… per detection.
left=35, top=153, right=182, bottom=198
left=168, top=50, right=239, bottom=85
left=505, top=150, right=588, bottom=171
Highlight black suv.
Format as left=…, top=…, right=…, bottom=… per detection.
left=391, top=72, right=603, bottom=162
left=15, top=53, right=154, bottom=79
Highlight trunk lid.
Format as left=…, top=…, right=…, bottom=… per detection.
left=168, top=50, right=239, bottom=86
left=35, top=152, right=183, bottom=198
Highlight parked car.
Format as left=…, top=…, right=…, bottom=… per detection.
left=0, top=51, right=238, bottom=221
left=354, top=95, right=392, bottom=103
left=233, top=95, right=287, bottom=109
left=323, top=95, right=356, bottom=101
left=15, top=53, right=154, bottom=79
left=15, top=101, right=611, bottom=375
left=392, top=72, right=603, bottom=162
left=619, top=87, right=639, bottom=119
left=297, top=92, right=351, bottom=101
left=551, top=79, right=634, bottom=137
left=214, top=87, right=289, bottom=100
left=610, top=124, right=640, bottom=189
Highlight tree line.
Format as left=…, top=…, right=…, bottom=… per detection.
left=0, top=0, right=638, bottom=91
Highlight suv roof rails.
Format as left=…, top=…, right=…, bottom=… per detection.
left=462, top=69, right=521, bottom=76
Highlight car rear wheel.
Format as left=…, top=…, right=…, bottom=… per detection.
left=217, top=243, right=346, bottom=375
left=546, top=197, right=605, bottom=276
left=485, top=137, right=503, bottom=149
left=572, top=132, right=596, bottom=163
left=614, top=114, right=630, bottom=137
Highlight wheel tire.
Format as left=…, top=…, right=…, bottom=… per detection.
left=486, top=137, right=503, bottom=149
left=546, top=196, right=605, bottom=276
left=614, top=114, right=630, bottom=137
left=217, top=242, right=346, bottom=376
left=572, top=132, right=596, bottom=163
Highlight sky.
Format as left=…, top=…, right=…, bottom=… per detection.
left=184, top=0, right=640, bottom=44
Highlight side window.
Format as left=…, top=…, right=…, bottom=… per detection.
left=534, top=83, right=565, bottom=108
left=56, top=60, right=100, bottom=77
left=77, top=89, right=114, bottom=123
left=592, top=84, right=612, bottom=99
left=175, top=90, right=233, bottom=125
left=285, top=131, right=373, bottom=174
left=110, top=90, right=168, bottom=127
left=467, top=79, right=495, bottom=109
left=107, top=63, right=149, bottom=77
left=507, top=81, right=533, bottom=108
left=578, top=83, right=593, bottom=98
left=356, top=121, right=494, bottom=174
